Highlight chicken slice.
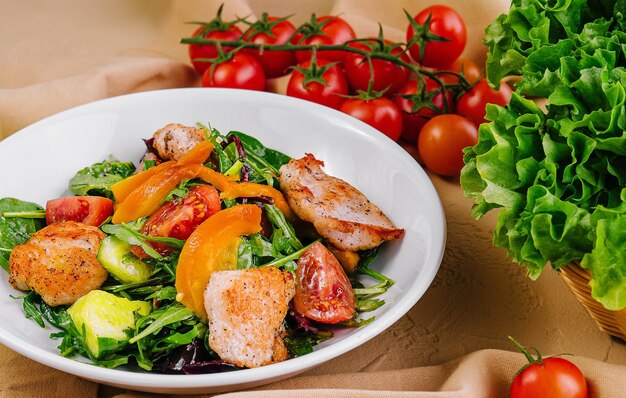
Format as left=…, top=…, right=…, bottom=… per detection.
left=9, top=221, right=108, bottom=306
left=279, top=154, right=405, bottom=251
left=204, top=267, right=295, bottom=368
left=152, top=123, right=205, bottom=161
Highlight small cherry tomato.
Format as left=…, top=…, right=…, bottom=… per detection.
left=510, top=337, right=588, bottom=398
left=418, top=114, right=477, bottom=176
left=294, top=242, right=356, bottom=324
left=188, top=24, right=243, bottom=75
left=133, top=185, right=221, bottom=257
left=340, top=97, right=403, bottom=141
left=344, top=39, right=411, bottom=96
left=46, top=196, right=114, bottom=227
left=295, top=16, right=356, bottom=63
left=243, top=16, right=297, bottom=78
left=456, top=78, right=513, bottom=126
left=406, top=5, right=467, bottom=69
left=439, top=58, right=483, bottom=85
left=393, top=77, right=451, bottom=143
left=201, top=52, right=266, bottom=91
left=286, top=59, right=349, bottom=110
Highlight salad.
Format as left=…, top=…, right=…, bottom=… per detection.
left=0, top=123, right=403, bottom=373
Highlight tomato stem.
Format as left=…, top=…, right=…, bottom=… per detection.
left=509, top=336, right=542, bottom=365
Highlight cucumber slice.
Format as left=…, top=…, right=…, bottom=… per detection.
left=97, top=236, right=153, bottom=284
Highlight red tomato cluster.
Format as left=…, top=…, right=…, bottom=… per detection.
left=186, top=7, right=514, bottom=177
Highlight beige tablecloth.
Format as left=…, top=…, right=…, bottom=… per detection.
left=2, top=1, right=626, bottom=397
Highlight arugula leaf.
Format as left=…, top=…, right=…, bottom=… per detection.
left=0, top=198, right=45, bottom=272
left=130, top=304, right=195, bottom=344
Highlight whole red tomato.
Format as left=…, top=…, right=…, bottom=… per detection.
left=243, top=16, right=297, bottom=78
left=340, top=97, right=403, bottom=141
left=393, top=77, right=451, bottom=143
left=406, top=5, right=467, bottom=69
left=295, top=16, right=356, bottom=63
left=456, top=78, right=513, bottom=126
left=418, top=114, right=477, bottom=176
left=344, top=39, right=411, bottom=96
left=188, top=24, right=243, bottom=75
left=201, top=52, right=266, bottom=91
left=294, top=242, right=356, bottom=324
left=439, top=58, right=483, bottom=85
left=286, top=58, right=349, bottom=110
left=510, top=337, right=588, bottom=398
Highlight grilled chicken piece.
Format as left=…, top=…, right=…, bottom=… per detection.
left=152, top=123, right=205, bottom=161
left=204, top=267, right=295, bottom=368
left=279, top=154, right=405, bottom=251
left=8, top=221, right=108, bottom=306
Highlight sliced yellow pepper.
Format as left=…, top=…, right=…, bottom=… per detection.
left=175, top=204, right=262, bottom=319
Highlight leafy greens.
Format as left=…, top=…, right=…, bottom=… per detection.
left=462, top=0, right=626, bottom=309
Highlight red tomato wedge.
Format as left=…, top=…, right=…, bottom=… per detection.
left=46, top=196, right=114, bottom=227
left=133, top=185, right=222, bottom=258
left=294, top=242, right=356, bottom=324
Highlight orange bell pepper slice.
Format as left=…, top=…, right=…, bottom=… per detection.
left=111, top=161, right=176, bottom=204
left=177, top=140, right=214, bottom=165
left=112, top=165, right=199, bottom=224
left=220, top=182, right=295, bottom=221
left=175, top=204, right=262, bottom=319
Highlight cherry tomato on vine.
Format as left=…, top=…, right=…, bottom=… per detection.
left=201, top=52, right=266, bottom=91
left=340, top=97, right=403, bottom=141
left=133, top=185, right=221, bottom=258
left=393, top=77, right=451, bottom=143
left=286, top=58, right=349, bottom=110
left=456, top=78, right=512, bottom=126
left=418, top=114, right=477, bottom=177
left=509, top=337, right=588, bottom=398
left=295, top=16, right=356, bottom=63
left=439, top=58, right=483, bottom=85
left=46, top=196, right=113, bottom=227
left=344, top=39, right=411, bottom=96
left=294, top=242, right=356, bottom=324
left=406, top=5, right=467, bottom=69
left=188, top=24, right=243, bottom=75
left=243, top=16, right=297, bottom=78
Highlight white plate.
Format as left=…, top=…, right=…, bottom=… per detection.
left=0, top=88, right=445, bottom=394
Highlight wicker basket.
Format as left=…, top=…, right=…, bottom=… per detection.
left=560, top=263, right=626, bottom=341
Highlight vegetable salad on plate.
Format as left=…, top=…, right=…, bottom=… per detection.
left=0, top=123, right=404, bottom=373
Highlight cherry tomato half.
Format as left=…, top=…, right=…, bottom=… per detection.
left=286, top=59, right=349, bottom=110
left=46, top=196, right=114, bottom=227
left=406, top=5, right=467, bottom=69
left=294, top=242, right=356, bottom=324
left=393, top=77, right=451, bottom=143
left=201, top=52, right=266, bottom=91
left=188, top=24, right=243, bottom=75
left=418, top=114, right=477, bottom=177
left=340, top=97, right=403, bottom=141
left=511, top=357, right=588, bottom=398
left=456, top=78, right=513, bottom=126
left=344, top=39, right=411, bottom=96
left=243, top=16, right=297, bottom=78
left=134, top=185, right=221, bottom=257
left=295, top=16, right=356, bottom=63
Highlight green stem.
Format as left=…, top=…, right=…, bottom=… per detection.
left=181, top=37, right=446, bottom=86
left=509, top=336, right=540, bottom=364
left=2, top=210, right=46, bottom=219
left=260, top=239, right=320, bottom=268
